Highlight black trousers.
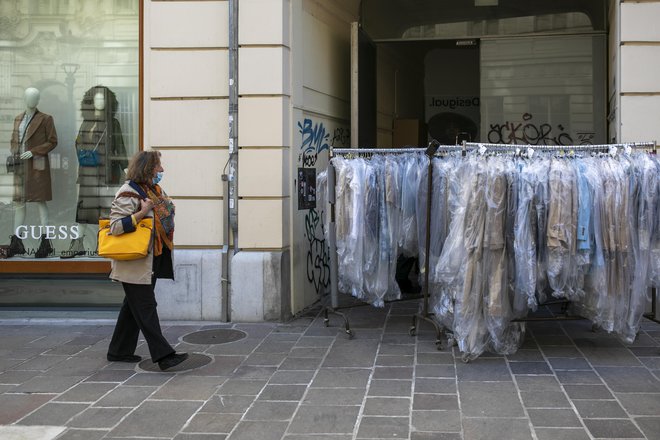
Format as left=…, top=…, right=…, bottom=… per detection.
left=107, top=277, right=174, bottom=362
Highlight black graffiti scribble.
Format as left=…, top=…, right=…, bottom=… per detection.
left=304, top=208, right=330, bottom=294
left=576, top=132, right=596, bottom=145
left=487, top=112, right=592, bottom=146
left=331, top=127, right=350, bottom=147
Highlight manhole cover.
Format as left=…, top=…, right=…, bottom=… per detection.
left=138, top=353, right=211, bottom=372
left=182, top=328, right=247, bottom=345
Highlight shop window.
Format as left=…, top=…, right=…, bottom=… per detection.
left=480, top=35, right=606, bottom=145
left=0, top=0, right=139, bottom=262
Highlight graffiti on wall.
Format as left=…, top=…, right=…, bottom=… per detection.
left=487, top=113, right=595, bottom=145
left=296, top=118, right=349, bottom=295
left=298, top=118, right=330, bottom=167
left=331, top=127, right=350, bottom=147
left=297, top=118, right=329, bottom=294
left=304, top=208, right=330, bottom=294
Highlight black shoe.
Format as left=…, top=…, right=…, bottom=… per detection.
left=7, top=235, right=26, bottom=258
left=107, top=354, right=142, bottom=363
left=158, top=352, right=189, bottom=371
left=35, top=234, right=53, bottom=258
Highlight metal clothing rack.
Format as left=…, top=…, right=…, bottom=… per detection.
left=462, top=141, right=656, bottom=152
left=408, top=142, right=469, bottom=348
left=325, top=140, right=659, bottom=347
left=326, top=147, right=426, bottom=339
left=326, top=144, right=458, bottom=343
left=463, top=141, right=660, bottom=327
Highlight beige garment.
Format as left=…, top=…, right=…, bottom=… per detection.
left=547, top=159, right=574, bottom=250
left=484, top=166, right=508, bottom=317
left=108, top=182, right=156, bottom=285
left=459, top=167, right=487, bottom=354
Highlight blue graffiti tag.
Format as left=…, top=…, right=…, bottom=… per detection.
left=298, top=118, right=330, bottom=167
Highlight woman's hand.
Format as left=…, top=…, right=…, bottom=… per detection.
left=132, top=198, right=153, bottom=224
left=139, top=198, right=154, bottom=215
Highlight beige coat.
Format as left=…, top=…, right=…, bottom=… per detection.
left=10, top=110, right=58, bottom=202
left=108, top=182, right=155, bottom=285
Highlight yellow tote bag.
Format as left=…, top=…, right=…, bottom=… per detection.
left=98, top=218, right=153, bottom=260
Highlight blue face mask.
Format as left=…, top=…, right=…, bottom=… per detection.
left=152, top=172, right=163, bottom=185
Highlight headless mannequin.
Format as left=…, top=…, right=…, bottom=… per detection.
left=15, top=88, right=49, bottom=228
left=8, top=87, right=57, bottom=258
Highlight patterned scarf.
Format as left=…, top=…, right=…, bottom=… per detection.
left=142, top=183, right=175, bottom=256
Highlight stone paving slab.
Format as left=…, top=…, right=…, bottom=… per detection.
left=0, top=301, right=659, bottom=439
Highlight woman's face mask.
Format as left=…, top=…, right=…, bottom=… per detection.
left=153, top=171, right=163, bottom=185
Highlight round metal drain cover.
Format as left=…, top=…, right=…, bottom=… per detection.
left=138, top=353, right=211, bottom=372
left=182, top=328, right=247, bottom=345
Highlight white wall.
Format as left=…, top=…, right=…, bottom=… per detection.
left=145, top=0, right=229, bottom=320
left=618, top=1, right=660, bottom=145
left=146, top=0, right=228, bottom=246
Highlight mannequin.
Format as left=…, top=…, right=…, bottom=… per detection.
left=62, top=85, right=126, bottom=258
left=6, top=87, right=58, bottom=258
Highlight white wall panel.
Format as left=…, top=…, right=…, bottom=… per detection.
left=150, top=99, right=228, bottom=147
left=151, top=1, right=228, bottom=48
left=151, top=50, right=228, bottom=97
left=160, top=149, right=228, bottom=197
left=621, top=95, right=660, bottom=142
left=238, top=97, right=290, bottom=147
left=238, top=199, right=289, bottom=248
left=239, top=0, right=290, bottom=46
left=173, top=199, right=224, bottom=246
left=621, top=2, right=660, bottom=42
left=238, top=47, right=290, bottom=95
left=239, top=149, right=290, bottom=197
left=621, top=45, right=660, bottom=93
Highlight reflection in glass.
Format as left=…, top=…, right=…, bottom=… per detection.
left=7, top=87, right=58, bottom=258
left=0, top=0, right=138, bottom=262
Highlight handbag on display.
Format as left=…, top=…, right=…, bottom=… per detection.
left=6, top=155, right=20, bottom=173
left=98, top=217, right=153, bottom=261
left=77, top=128, right=106, bottom=167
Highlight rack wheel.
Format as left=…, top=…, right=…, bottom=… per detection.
left=435, top=340, right=443, bottom=351
left=591, top=323, right=599, bottom=332
left=324, top=318, right=330, bottom=327
left=346, top=329, right=354, bottom=339
left=409, top=326, right=416, bottom=336
left=461, top=355, right=470, bottom=364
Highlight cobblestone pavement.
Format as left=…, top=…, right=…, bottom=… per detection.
left=0, top=300, right=659, bottom=440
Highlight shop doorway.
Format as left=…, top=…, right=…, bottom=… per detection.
left=352, top=0, right=608, bottom=148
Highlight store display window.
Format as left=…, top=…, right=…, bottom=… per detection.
left=0, top=0, right=139, bottom=263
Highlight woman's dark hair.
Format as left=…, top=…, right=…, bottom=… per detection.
left=80, top=85, right=118, bottom=121
left=126, top=151, right=161, bottom=184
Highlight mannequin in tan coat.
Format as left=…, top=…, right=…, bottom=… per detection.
left=6, top=87, right=58, bottom=258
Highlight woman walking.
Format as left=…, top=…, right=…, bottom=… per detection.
left=106, top=150, right=188, bottom=371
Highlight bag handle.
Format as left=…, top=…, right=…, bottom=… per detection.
left=127, top=180, right=148, bottom=199
left=91, top=128, right=106, bottom=152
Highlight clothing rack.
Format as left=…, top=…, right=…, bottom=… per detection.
left=326, top=143, right=466, bottom=346
left=463, top=141, right=659, bottom=327
left=325, top=140, right=659, bottom=349
left=462, top=141, right=656, bottom=152
left=326, top=147, right=429, bottom=339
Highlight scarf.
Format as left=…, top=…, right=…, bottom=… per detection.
left=141, top=183, right=175, bottom=256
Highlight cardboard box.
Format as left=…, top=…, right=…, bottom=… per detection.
left=392, top=119, right=427, bottom=147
